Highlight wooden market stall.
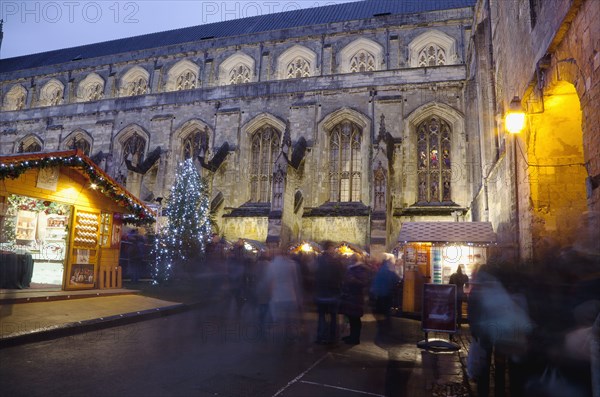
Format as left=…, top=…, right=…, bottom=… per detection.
left=0, top=150, right=155, bottom=290
left=396, top=222, right=496, bottom=315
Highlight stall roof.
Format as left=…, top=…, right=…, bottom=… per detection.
left=0, top=150, right=155, bottom=224
left=398, top=222, right=496, bottom=243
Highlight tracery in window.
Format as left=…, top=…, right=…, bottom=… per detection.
left=417, top=116, right=452, bottom=203
left=408, top=30, right=456, bottom=67
left=4, top=85, right=27, bottom=111
left=181, top=128, right=208, bottom=160
left=287, top=57, right=311, bottom=78
left=229, top=64, right=251, bottom=85
left=339, top=38, right=383, bottom=74
left=127, top=77, right=148, bottom=96
left=116, top=132, right=146, bottom=185
left=329, top=121, right=362, bottom=202
left=250, top=126, right=280, bottom=202
left=349, top=50, right=376, bottom=72
left=39, top=79, right=64, bottom=107
left=166, top=60, right=200, bottom=92
left=176, top=71, right=197, bottom=90
left=120, top=67, right=150, bottom=97
left=122, top=133, right=146, bottom=167
left=77, top=73, right=104, bottom=102
left=417, top=44, right=447, bottom=67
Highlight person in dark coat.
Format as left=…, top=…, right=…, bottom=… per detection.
left=370, top=257, right=400, bottom=329
left=449, top=264, right=469, bottom=324
left=339, top=259, right=371, bottom=345
left=314, top=241, right=344, bottom=345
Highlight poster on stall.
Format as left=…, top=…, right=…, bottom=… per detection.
left=422, top=283, right=457, bottom=333
left=36, top=167, right=60, bottom=191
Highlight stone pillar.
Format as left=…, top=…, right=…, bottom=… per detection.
left=323, top=44, right=333, bottom=75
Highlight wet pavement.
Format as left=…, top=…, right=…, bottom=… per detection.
left=0, top=278, right=473, bottom=397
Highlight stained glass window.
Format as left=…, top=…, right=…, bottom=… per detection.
left=329, top=121, right=362, bottom=202
left=250, top=126, right=280, bottom=202
left=417, top=116, right=451, bottom=203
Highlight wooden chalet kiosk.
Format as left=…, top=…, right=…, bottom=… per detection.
left=396, top=222, right=496, bottom=315
left=0, top=150, right=155, bottom=290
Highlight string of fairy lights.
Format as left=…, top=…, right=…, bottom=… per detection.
left=152, top=159, right=211, bottom=283
left=0, top=154, right=155, bottom=225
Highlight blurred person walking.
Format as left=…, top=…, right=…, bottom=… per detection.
left=314, top=241, right=344, bottom=345
left=370, top=255, right=400, bottom=331
left=339, top=258, right=371, bottom=345
left=254, top=250, right=273, bottom=337
left=468, top=263, right=532, bottom=397
left=266, top=247, right=303, bottom=341
left=449, top=264, right=469, bottom=324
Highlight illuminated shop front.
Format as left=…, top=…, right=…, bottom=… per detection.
left=0, top=150, right=154, bottom=290
left=396, top=222, right=496, bottom=314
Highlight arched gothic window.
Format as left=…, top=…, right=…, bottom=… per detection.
left=329, top=121, right=362, bottom=202
left=39, top=80, right=64, bottom=107
left=418, top=44, right=447, bottom=67
left=117, top=132, right=146, bottom=185
left=229, top=64, right=251, bottom=85
left=250, top=126, right=280, bottom=202
left=127, top=77, right=148, bottom=96
left=18, top=136, right=42, bottom=153
left=374, top=165, right=386, bottom=211
left=122, top=133, right=146, bottom=167
left=176, top=71, right=197, bottom=91
left=417, top=116, right=452, bottom=203
left=287, top=58, right=311, bottom=78
left=4, top=85, right=27, bottom=111
left=77, top=74, right=104, bottom=102
left=120, top=67, right=150, bottom=97
left=64, top=133, right=92, bottom=155
left=181, top=128, right=208, bottom=160
left=349, top=50, right=376, bottom=72
left=86, top=83, right=104, bottom=101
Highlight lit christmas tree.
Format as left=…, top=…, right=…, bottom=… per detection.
left=153, top=159, right=211, bottom=283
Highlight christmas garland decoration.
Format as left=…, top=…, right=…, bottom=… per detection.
left=0, top=155, right=155, bottom=225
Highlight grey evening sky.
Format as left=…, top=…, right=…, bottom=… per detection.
left=0, top=0, right=362, bottom=59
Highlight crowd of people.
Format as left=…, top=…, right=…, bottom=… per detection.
left=212, top=239, right=404, bottom=346
left=466, top=246, right=599, bottom=397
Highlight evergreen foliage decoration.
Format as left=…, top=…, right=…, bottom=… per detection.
left=152, top=159, right=211, bottom=283
left=0, top=152, right=154, bottom=225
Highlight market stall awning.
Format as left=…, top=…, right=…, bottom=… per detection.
left=0, top=150, right=155, bottom=224
left=398, top=222, right=496, bottom=244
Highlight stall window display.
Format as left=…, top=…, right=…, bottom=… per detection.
left=1, top=194, right=72, bottom=286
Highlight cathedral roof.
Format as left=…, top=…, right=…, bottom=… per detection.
left=0, top=0, right=476, bottom=73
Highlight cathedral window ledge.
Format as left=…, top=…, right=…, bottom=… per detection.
left=303, top=202, right=370, bottom=217
left=393, top=203, right=466, bottom=217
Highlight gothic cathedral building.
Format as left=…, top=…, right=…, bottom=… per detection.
left=1, top=0, right=599, bottom=260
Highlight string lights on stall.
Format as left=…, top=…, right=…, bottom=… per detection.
left=0, top=153, right=155, bottom=225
